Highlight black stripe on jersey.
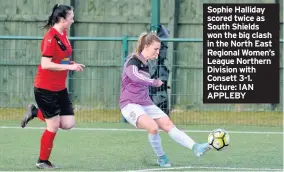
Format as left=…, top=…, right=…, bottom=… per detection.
left=126, top=55, right=149, bottom=71
left=126, top=56, right=141, bottom=68
left=42, top=55, right=53, bottom=58
left=54, top=35, right=67, bottom=51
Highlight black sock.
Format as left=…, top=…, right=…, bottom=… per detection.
left=32, top=107, right=38, bottom=118
left=38, top=158, right=48, bottom=163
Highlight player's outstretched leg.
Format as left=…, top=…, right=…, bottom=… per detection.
left=21, top=104, right=37, bottom=128
left=192, top=143, right=211, bottom=157
left=155, top=116, right=211, bottom=158
left=168, top=126, right=211, bottom=157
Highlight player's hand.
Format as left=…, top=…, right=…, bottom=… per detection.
left=68, top=63, right=85, bottom=72
left=153, top=78, right=164, bottom=87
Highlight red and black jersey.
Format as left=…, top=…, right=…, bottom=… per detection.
left=34, top=28, right=72, bottom=91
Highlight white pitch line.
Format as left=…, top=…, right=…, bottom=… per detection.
left=129, top=166, right=283, bottom=172
left=0, top=126, right=283, bottom=135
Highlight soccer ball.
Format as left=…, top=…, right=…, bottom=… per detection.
left=208, top=128, right=230, bottom=151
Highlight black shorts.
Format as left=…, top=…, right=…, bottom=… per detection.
left=34, top=87, right=74, bottom=119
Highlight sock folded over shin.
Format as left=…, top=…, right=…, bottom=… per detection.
left=148, top=133, right=165, bottom=157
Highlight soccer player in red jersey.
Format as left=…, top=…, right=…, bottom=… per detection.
left=20, top=4, right=85, bottom=169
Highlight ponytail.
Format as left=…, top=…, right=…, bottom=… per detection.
left=43, top=4, right=58, bottom=30
left=42, top=4, right=73, bottom=30
left=135, top=32, right=161, bottom=56
left=135, top=32, right=148, bottom=55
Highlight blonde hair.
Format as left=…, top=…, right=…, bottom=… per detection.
left=135, top=32, right=160, bottom=55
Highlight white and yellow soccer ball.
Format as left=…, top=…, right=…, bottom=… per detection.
left=208, top=128, right=230, bottom=151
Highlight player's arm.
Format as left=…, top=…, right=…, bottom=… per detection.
left=41, top=57, right=73, bottom=71
left=41, top=57, right=85, bottom=71
left=125, top=64, right=163, bottom=87
left=41, top=37, right=84, bottom=71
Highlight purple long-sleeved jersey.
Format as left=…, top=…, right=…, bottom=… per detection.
left=119, top=54, right=159, bottom=109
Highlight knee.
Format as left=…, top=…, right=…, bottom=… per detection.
left=147, top=124, right=159, bottom=134
left=46, top=122, right=60, bottom=133
left=161, top=121, right=174, bottom=133
left=59, top=116, right=75, bottom=130
left=60, top=121, right=75, bottom=130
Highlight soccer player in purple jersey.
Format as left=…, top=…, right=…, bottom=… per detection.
left=119, top=32, right=211, bottom=167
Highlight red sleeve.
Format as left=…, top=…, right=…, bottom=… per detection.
left=41, top=31, right=56, bottom=58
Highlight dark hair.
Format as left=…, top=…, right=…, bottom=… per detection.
left=43, top=4, right=73, bottom=30
left=135, top=32, right=160, bottom=55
